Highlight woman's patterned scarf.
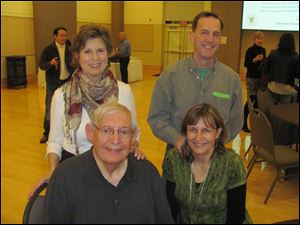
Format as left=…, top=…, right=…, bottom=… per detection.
left=64, top=67, right=118, bottom=149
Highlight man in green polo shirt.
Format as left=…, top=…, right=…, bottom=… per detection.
left=148, top=11, right=243, bottom=155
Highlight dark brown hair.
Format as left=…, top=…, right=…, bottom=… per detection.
left=278, top=33, right=296, bottom=55
left=53, top=26, right=67, bottom=35
left=72, top=24, right=112, bottom=68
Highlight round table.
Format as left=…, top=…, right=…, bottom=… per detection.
left=270, top=103, right=299, bottom=125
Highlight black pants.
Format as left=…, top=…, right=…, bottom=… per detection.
left=43, top=82, right=60, bottom=135
left=43, top=78, right=69, bottom=136
left=119, top=56, right=130, bottom=83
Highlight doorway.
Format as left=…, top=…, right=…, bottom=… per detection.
left=162, top=21, right=194, bottom=69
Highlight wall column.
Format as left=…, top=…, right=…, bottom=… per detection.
left=111, top=1, right=124, bottom=50
left=211, top=1, right=243, bottom=72
left=33, top=1, right=76, bottom=73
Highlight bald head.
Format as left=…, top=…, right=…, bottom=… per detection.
left=118, top=32, right=127, bottom=41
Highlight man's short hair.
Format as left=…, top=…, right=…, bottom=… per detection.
left=192, top=11, right=224, bottom=32
left=53, top=26, right=67, bottom=36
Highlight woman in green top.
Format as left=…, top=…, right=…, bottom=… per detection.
left=163, top=103, right=252, bottom=224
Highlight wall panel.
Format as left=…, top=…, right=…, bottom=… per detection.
left=33, top=1, right=76, bottom=73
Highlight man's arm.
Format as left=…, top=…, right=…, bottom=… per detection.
left=147, top=76, right=180, bottom=145
left=226, top=184, right=247, bottom=223
left=117, top=40, right=130, bottom=57
left=39, top=46, right=58, bottom=71
left=150, top=165, right=175, bottom=224
left=165, top=180, right=179, bottom=222
left=226, top=77, right=244, bottom=142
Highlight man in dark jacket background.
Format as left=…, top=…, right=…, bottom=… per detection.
left=39, top=26, right=74, bottom=143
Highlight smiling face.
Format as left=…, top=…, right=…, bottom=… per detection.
left=186, top=118, right=222, bottom=158
left=87, top=110, right=135, bottom=167
left=190, top=16, right=222, bottom=66
left=76, top=38, right=109, bottom=78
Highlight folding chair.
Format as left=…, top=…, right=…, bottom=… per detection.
left=244, top=95, right=255, bottom=159
left=257, top=89, right=274, bottom=117
left=247, top=108, right=299, bottom=204
left=22, top=182, right=47, bottom=224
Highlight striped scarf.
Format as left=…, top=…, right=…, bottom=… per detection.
left=64, top=67, right=118, bottom=149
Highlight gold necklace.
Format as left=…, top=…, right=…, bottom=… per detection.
left=189, top=161, right=211, bottom=224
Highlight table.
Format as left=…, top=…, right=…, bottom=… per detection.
left=270, top=103, right=299, bottom=146
left=110, top=58, right=143, bottom=82
left=109, top=63, right=121, bottom=81
left=270, top=103, right=299, bottom=126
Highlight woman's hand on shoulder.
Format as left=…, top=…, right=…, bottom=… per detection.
left=131, top=141, right=146, bottom=160
left=175, top=136, right=186, bottom=154
left=28, top=175, right=50, bottom=199
left=27, top=169, right=55, bottom=199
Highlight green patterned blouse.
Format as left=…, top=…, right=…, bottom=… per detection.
left=163, top=147, right=252, bottom=224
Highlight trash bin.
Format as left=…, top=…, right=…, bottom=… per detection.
left=6, top=55, right=27, bottom=88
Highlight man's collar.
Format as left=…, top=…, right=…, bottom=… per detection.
left=188, top=56, right=218, bottom=74
left=55, top=42, right=65, bottom=48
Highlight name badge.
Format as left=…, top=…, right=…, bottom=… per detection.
left=212, top=91, right=231, bottom=99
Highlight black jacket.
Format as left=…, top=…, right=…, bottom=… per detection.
left=39, top=42, right=74, bottom=85
left=244, top=44, right=266, bottom=79
left=263, top=49, right=299, bottom=85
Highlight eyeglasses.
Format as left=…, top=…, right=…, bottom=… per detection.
left=92, top=124, right=133, bottom=138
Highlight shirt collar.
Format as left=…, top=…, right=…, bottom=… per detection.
left=55, top=42, right=65, bottom=49
left=90, top=150, right=138, bottom=187
left=188, top=56, right=218, bottom=77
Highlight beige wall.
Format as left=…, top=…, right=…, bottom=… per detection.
left=77, top=1, right=111, bottom=24
left=125, top=24, right=163, bottom=66
left=124, top=1, right=163, bottom=67
left=76, top=1, right=112, bottom=32
left=1, top=1, right=33, bottom=17
left=33, top=1, right=76, bottom=77
left=164, top=1, right=205, bottom=21
left=1, top=1, right=35, bottom=84
left=212, top=1, right=243, bottom=73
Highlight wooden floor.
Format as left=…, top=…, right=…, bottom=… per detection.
left=1, top=67, right=299, bottom=224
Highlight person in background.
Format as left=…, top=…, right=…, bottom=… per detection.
left=44, top=102, right=174, bottom=224
left=148, top=12, right=243, bottom=160
left=39, top=26, right=74, bottom=144
left=163, top=103, right=252, bottom=224
left=263, top=33, right=299, bottom=104
left=242, top=31, right=266, bottom=132
left=263, top=33, right=299, bottom=146
left=29, top=25, right=144, bottom=198
left=116, top=32, right=131, bottom=83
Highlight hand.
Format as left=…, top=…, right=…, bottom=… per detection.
left=27, top=175, right=50, bottom=199
left=175, top=136, right=186, bottom=154
left=27, top=166, right=56, bottom=199
left=131, top=141, right=146, bottom=160
left=254, top=54, right=263, bottom=62
left=50, top=57, right=60, bottom=65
